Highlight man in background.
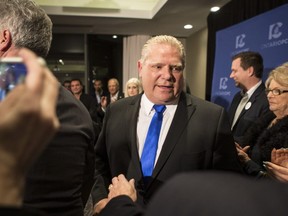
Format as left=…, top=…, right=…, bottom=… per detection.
left=0, top=1, right=96, bottom=215
left=71, top=78, right=99, bottom=123
left=228, top=51, right=271, bottom=146
left=98, top=78, right=124, bottom=122
left=62, top=79, right=71, bottom=91
left=92, top=79, right=107, bottom=105
left=106, top=78, right=124, bottom=105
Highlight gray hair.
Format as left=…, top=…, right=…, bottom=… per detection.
left=0, top=0, right=52, bottom=57
left=139, top=35, right=186, bottom=69
left=266, top=62, right=288, bottom=88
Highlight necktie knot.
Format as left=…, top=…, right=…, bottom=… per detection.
left=153, top=105, right=166, bottom=114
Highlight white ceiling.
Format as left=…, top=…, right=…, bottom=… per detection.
left=35, top=0, right=231, bottom=37
left=35, top=0, right=168, bottom=19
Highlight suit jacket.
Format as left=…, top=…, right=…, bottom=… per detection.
left=23, top=86, right=96, bottom=216
left=106, top=91, right=124, bottom=105
left=92, top=92, right=242, bottom=206
left=0, top=208, right=46, bottom=216
left=91, top=89, right=108, bottom=105
left=80, top=93, right=99, bottom=123
left=228, top=83, right=271, bottom=146
left=243, top=114, right=288, bottom=177
left=100, top=172, right=288, bottom=216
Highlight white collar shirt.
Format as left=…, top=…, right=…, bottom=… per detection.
left=137, top=93, right=178, bottom=166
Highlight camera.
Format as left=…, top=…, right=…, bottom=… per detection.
left=0, top=57, right=27, bottom=101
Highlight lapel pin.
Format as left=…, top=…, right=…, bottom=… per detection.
left=245, top=102, right=251, bottom=110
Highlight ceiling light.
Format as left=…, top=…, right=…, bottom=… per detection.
left=210, top=6, right=220, bottom=12
left=112, top=35, right=118, bottom=39
left=184, top=24, right=193, bottom=29
left=58, top=59, right=64, bottom=65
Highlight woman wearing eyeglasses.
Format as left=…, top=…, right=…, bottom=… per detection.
left=236, top=62, right=288, bottom=179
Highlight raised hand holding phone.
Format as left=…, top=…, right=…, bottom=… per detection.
left=0, top=57, right=27, bottom=101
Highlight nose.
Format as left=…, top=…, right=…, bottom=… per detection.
left=266, top=91, right=273, bottom=98
left=229, top=71, right=234, bottom=78
left=161, top=66, right=174, bottom=81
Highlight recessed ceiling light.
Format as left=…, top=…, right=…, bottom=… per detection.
left=210, top=6, right=220, bottom=12
left=184, top=24, right=193, bottom=29
left=112, top=35, right=118, bottom=39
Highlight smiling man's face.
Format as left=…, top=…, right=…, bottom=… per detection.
left=138, top=43, right=184, bottom=105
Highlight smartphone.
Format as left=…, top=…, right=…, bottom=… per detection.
left=0, top=57, right=27, bottom=101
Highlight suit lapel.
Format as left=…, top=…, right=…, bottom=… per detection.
left=126, top=95, right=143, bottom=179
left=229, top=93, right=242, bottom=122
left=237, top=83, right=265, bottom=120
left=151, top=93, right=195, bottom=178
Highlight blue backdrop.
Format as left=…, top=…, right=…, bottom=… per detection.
left=211, top=4, right=288, bottom=110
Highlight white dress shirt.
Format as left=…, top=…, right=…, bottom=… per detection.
left=137, top=94, right=178, bottom=166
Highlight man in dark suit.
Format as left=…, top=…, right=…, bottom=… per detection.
left=0, top=1, right=96, bottom=215
left=0, top=49, right=60, bottom=216
left=71, top=78, right=99, bottom=122
left=106, top=78, right=124, bottom=104
left=97, top=78, right=124, bottom=123
left=228, top=51, right=271, bottom=146
left=100, top=172, right=288, bottom=216
left=91, top=79, right=108, bottom=105
left=92, top=35, right=242, bottom=214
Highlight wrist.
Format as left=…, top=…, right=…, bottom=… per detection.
left=0, top=166, right=25, bottom=206
left=0, top=152, right=25, bottom=206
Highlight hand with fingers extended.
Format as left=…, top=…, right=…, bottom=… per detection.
left=235, top=143, right=251, bottom=163
left=264, top=148, right=288, bottom=182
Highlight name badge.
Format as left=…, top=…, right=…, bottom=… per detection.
left=245, top=102, right=251, bottom=110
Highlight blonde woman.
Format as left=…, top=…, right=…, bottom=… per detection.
left=236, top=62, right=288, bottom=178
left=125, top=78, right=142, bottom=97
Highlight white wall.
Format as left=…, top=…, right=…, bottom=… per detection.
left=185, top=27, right=208, bottom=99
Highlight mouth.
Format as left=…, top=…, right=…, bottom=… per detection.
left=157, top=84, right=174, bottom=91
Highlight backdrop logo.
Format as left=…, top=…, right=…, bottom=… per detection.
left=262, top=22, right=287, bottom=49
left=235, top=34, right=246, bottom=49
left=269, top=22, right=283, bottom=40
left=219, top=77, right=228, bottom=90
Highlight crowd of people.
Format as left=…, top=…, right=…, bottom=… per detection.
left=1, top=0, right=288, bottom=216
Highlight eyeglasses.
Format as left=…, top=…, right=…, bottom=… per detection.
left=265, top=89, right=288, bottom=96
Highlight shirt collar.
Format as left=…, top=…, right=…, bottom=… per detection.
left=246, top=80, right=262, bottom=99
left=141, top=93, right=178, bottom=116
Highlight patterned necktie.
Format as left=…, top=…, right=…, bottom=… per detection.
left=231, top=93, right=249, bottom=129
left=141, top=105, right=166, bottom=177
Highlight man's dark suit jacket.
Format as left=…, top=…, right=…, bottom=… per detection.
left=228, top=83, right=271, bottom=146
left=91, top=90, right=108, bottom=105
left=23, top=86, right=96, bottom=216
left=0, top=208, right=46, bottom=216
left=92, top=92, right=242, bottom=206
left=106, top=91, right=124, bottom=105
left=100, top=172, right=288, bottom=216
left=80, top=93, right=99, bottom=122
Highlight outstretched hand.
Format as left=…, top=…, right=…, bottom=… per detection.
left=264, top=148, right=288, bottom=182
left=235, top=143, right=251, bottom=163
left=108, top=174, right=137, bottom=202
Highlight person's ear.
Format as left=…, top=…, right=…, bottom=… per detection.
left=138, top=61, right=143, bottom=78
left=0, top=29, right=12, bottom=52
left=247, top=66, right=254, bottom=77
